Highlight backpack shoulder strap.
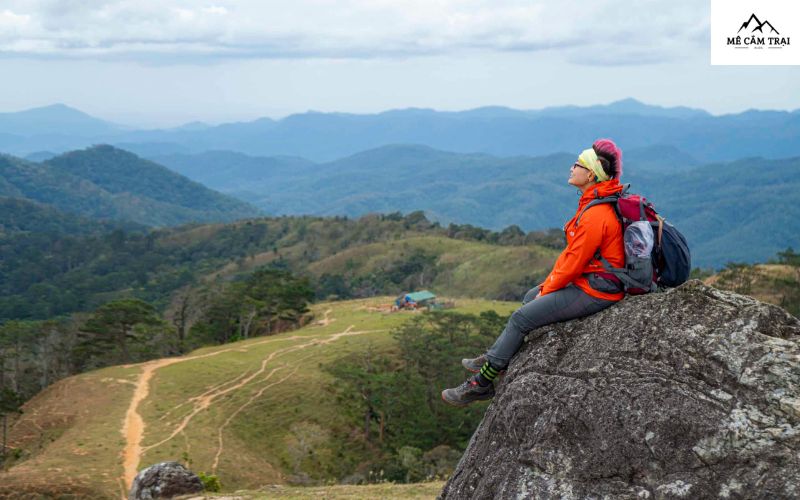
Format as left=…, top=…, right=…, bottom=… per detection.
left=575, top=184, right=632, bottom=227
left=575, top=196, right=618, bottom=227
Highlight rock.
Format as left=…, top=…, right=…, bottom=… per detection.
left=129, top=461, right=204, bottom=500
left=440, top=281, right=800, bottom=499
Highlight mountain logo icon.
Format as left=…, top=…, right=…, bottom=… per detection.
left=737, top=13, right=780, bottom=35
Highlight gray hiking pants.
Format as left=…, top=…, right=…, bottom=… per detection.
left=485, top=284, right=616, bottom=369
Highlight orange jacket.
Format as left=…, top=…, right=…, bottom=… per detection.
left=540, top=179, right=625, bottom=301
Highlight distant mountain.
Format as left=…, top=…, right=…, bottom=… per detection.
left=148, top=150, right=315, bottom=200
left=119, top=101, right=798, bottom=162
left=150, top=146, right=576, bottom=229
left=170, top=121, right=212, bottom=131
left=354, top=100, right=708, bottom=121
left=624, top=144, right=699, bottom=171
left=0, top=146, right=261, bottom=227
left=0, top=103, right=123, bottom=137
left=533, top=98, right=710, bottom=120
left=0, top=153, right=125, bottom=220
left=148, top=143, right=701, bottom=223
left=642, top=157, right=800, bottom=268
left=2, top=100, right=799, bottom=163
left=150, top=145, right=799, bottom=267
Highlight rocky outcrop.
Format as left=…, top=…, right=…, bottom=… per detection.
left=441, top=281, right=800, bottom=499
left=129, top=461, right=204, bottom=500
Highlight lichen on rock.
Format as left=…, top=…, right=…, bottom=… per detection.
left=440, top=281, right=800, bottom=499
left=129, top=461, right=204, bottom=500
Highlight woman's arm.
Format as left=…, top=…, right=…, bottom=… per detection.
left=540, top=213, right=605, bottom=296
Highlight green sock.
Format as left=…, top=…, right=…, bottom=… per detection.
left=477, top=362, right=500, bottom=386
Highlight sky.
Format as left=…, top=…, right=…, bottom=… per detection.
left=0, top=0, right=798, bottom=127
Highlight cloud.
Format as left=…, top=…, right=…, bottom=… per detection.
left=0, top=0, right=708, bottom=65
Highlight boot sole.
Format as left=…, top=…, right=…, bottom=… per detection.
left=440, top=390, right=495, bottom=407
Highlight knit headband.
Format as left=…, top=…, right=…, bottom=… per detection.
left=577, top=148, right=610, bottom=182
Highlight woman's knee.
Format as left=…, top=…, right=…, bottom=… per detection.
left=522, top=287, right=540, bottom=305
left=509, top=307, right=533, bottom=332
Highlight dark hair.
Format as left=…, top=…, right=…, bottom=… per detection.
left=592, top=138, right=623, bottom=179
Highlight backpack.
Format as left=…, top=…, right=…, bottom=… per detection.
left=575, top=184, right=691, bottom=295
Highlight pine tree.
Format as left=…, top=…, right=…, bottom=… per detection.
left=78, top=299, right=163, bottom=364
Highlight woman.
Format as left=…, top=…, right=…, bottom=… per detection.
left=442, top=139, right=626, bottom=407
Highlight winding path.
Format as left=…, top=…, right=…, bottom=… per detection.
left=120, top=322, right=382, bottom=495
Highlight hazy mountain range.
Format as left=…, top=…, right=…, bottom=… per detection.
left=3, top=99, right=800, bottom=162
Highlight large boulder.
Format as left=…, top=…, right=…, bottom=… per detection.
left=129, top=461, right=204, bottom=500
left=441, top=281, right=800, bottom=499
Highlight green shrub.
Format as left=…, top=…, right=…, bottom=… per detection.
left=198, top=472, right=221, bottom=492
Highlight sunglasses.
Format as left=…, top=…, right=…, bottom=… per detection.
left=571, top=162, right=589, bottom=171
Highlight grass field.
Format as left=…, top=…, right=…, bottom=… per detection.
left=2, top=297, right=516, bottom=499
left=705, top=264, right=799, bottom=308
left=307, top=235, right=557, bottom=298
left=192, top=481, right=446, bottom=499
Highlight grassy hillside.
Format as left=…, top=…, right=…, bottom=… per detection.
left=305, top=235, right=556, bottom=300
left=704, top=263, right=800, bottom=317
left=1, top=297, right=517, bottom=498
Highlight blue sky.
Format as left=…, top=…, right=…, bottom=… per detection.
left=0, top=0, right=798, bottom=127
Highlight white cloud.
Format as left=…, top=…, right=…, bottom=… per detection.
left=0, top=8, right=32, bottom=41
left=0, top=0, right=708, bottom=64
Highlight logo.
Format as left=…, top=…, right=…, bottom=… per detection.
left=726, top=13, right=789, bottom=49
left=711, top=0, right=800, bottom=66
left=738, top=14, right=779, bottom=35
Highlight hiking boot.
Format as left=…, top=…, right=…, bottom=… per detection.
left=462, top=354, right=487, bottom=373
left=441, top=377, right=495, bottom=407
left=462, top=355, right=506, bottom=376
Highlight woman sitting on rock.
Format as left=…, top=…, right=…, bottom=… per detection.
left=442, top=139, right=626, bottom=406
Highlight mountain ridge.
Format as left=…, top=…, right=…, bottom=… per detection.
left=2, top=100, right=799, bottom=162
left=0, top=146, right=261, bottom=227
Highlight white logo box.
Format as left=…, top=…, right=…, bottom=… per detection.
left=711, top=0, right=799, bottom=65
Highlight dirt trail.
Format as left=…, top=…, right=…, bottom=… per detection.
left=316, top=308, right=335, bottom=326
left=120, top=323, right=381, bottom=495
left=121, top=358, right=182, bottom=494
left=211, top=364, right=300, bottom=472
